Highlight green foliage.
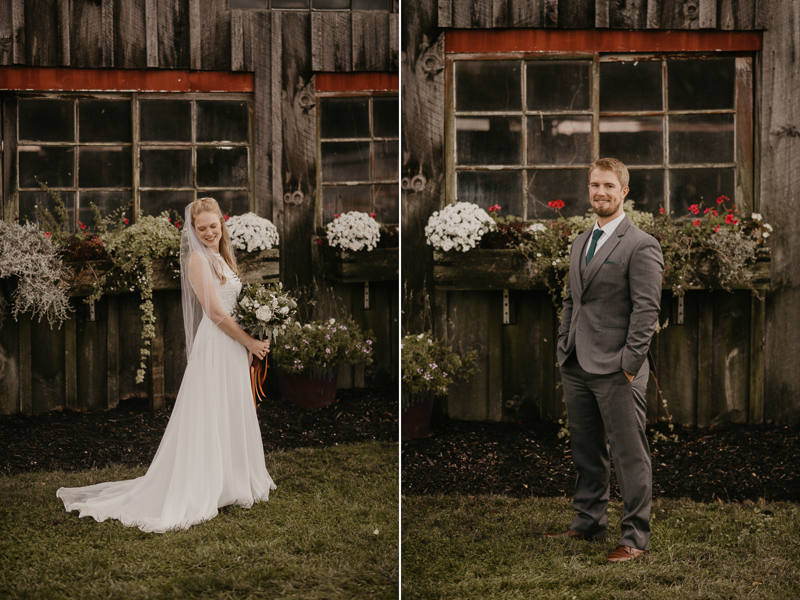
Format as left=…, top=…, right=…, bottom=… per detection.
left=33, top=180, right=72, bottom=246
left=0, top=221, right=72, bottom=329
left=233, top=283, right=298, bottom=342
left=0, top=442, right=398, bottom=600
left=270, top=317, right=375, bottom=378
left=401, top=332, right=478, bottom=407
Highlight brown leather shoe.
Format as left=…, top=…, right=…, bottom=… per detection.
left=606, top=545, right=649, bottom=562
left=544, top=529, right=605, bottom=542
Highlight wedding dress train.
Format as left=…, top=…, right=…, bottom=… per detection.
left=56, top=258, right=276, bottom=533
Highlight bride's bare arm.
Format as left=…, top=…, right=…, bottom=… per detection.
left=188, top=254, right=270, bottom=357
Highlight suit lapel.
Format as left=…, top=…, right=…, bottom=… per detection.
left=582, top=216, right=631, bottom=293
left=571, top=228, right=592, bottom=295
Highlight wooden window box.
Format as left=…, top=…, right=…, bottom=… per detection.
left=65, top=249, right=280, bottom=297
left=312, top=241, right=398, bottom=283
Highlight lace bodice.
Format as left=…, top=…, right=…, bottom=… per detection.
left=216, top=256, right=242, bottom=314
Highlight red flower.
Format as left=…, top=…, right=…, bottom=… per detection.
left=725, top=214, right=738, bottom=225
left=714, top=225, right=720, bottom=233
left=44, top=232, right=51, bottom=238
left=689, top=204, right=700, bottom=215
left=659, top=207, right=665, bottom=215
left=125, top=218, right=129, bottom=225
left=317, top=238, right=322, bottom=245
left=717, top=195, right=729, bottom=204
left=488, top=203, right=502, bottom=213
left=370, top=212, right=376, bottom=218
left=174, top=222, right=180, bottom=228
left=334, top=214, right=340, bottom=218
left=693, top=219, right=701, bottom=227
left=548, top=199, right=565, bottom=211
left=224, top=213, right=229, bottom=222
left=79, top=221, right=86, bottom=230
left=712, top=210, right=718, bottom=217
left=704, top=207, right=710, bottom=214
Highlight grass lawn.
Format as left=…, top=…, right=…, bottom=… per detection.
left=402, top=494, right=800, bottom=599
left=0, top=442, right=398, bottom=600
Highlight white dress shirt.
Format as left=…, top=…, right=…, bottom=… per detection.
left=584, top=212, right=626, bottom=258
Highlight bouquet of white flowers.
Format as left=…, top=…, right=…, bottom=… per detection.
left=325, top=211, right=381, bottom=252
left=232, top=282, right=297, bottom=342
left=226, top=213, right=280, bottom=252
left=424, top=202, right=496, bottom=252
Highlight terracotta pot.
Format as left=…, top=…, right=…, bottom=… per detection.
left=402, top=391, right=437, bottom=441
left=278, top=369, right=338, bottom=409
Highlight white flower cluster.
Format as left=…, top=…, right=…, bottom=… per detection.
left=751, top=213, right=774, bottom=239
left=424, top=202, right=496, bottom=252
left=527, top=222, right=548, bottom=236
left=326, top=211, right=381, bottom=252
left=226, top=213, right=280, bottom=252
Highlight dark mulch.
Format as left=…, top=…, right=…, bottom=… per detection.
left=0, top=386, right=397, bottom=476
left=402, top=419, right=800, bottom=504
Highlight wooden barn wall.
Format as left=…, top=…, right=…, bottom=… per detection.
left=760, top=0, right=800, bottom=423
left=0, top=3, right=399, bottom=414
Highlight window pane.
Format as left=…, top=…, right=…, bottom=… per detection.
left=18, top=146, right=75, bottom=188
left=600, top=61, right=662, bottom=112
left=229, top=0, right=266, bottom=7
left=272, top=0, right=308, bottom=6
left=322, top=185, right=371, bottom=224
left=627, top=169, right=664, bottom=214
left=374, top=184, right=398, bottom=224
left=456, top=117, right=522, bottom=166
left=196, top=101, right=249, bottom=143
left=668, top=58, right=735, bottom=111
left=320, top=98, right=370, bottom=139
left=140, top=190, right=195, bottom=217
left=321, top=141, right=370, bottom=182
left=599, top=116, right=663, bottom=165
left=19, top=99, right=74, bottom=142
left=669, top=168, right=735, bottom=214
left=205, top=190, right=250, bottom=217
left=313, top=0, right=349, bottom=7
left=79, top=100, right=132, bottom=143
left=455, top=61, right=521, bottom=112
left=373, top=96, right=399, bottom=138
left=527, top=169, right=588, bottom=219
left=79, top=147, right=132, bottom=188
left=527, top=60, right=591, bottom=112
left=669, top=114, right=734, bottom=164
left=140, top=100, right=192, bottom=142
left=457, top=171, right=523, bottom=217
left=140, top=148, right=193, bottom=188
left=196, top=147, right=249, bottom=187
left=374, top=140, right=398, bottom=180
left=527, top=115, right=592, bottom=165
left=353, top=0, right=391, bottom=8
left=78, top=191, right=133, bottom=227
left=19, top=191, right=76, bottom=231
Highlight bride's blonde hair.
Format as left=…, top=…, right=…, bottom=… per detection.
left=189, top=197, right=239, bottom=282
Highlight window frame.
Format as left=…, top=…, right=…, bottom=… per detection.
left=315, top=89, right=399, bottom=228
left=445, top=50, right=755, bottom=218
left=8, top=90, right=255, bottom=231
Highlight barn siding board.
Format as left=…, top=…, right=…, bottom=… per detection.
left=30, top=317, right=65, bottom=414
left=312, top=12, right=352, bottom=72
left=76, top=299, right=108, bottom=411
left=700, top=0, right=717, bottom=28
left=106, top=295, right=119, bottom=408
left=70, top=0, right=104, bottom=68
left=761, top=0, right=800, bottom=422
left=157, top=0, right=191, bottom=69
left=270, top=12, right=283, bottom=255
left=253, top=11, right=273, bottom=222
left=2, top=97, right=17, bottom=224
left=102, top=0, right=114, bottom=67
left=710, top=291, right=751, bottom=425
left=608, top=0, right=650, bottom=29
left=118, top=293, right=147, bottom=402
left=655, top=292, right=698, bottom=427
left=12, top=0, right=25, bottom=65
left=357, top=280, right=399, bottom=382
left=145, top=0, right=158, bottom=67
left=657, top=0, right=701, bottom=29
left=501, top=291, right=542, bottom=422
left=0, top=280, right=20, bottom=415
left=390, top=13, right=399, bottom=69
left=538, top=300, right=560, bottom=420
left=18, top=315, right=31, bottom=414
left=736, top=56, right=755, bottom=214
left=148, top=291, right=166, bottom=410
left=25, top=0, right=58, bottom=66
left=439, top=0, right=452, bottom=27
left=189, top=0, right=201, bottom=70
left=352, top=12, right=391, bottom=71
left=280, top=12, right=315, bottom=293
left=200, top=0, right=231, bottom=71
left=113, top=0, right=147, bottom=69
left=596, top=0, right=610, bottom=27
left=559, top=0, right=594, bottom=28
left=161, top=290, right=185, bottom=397
left=718, top=0, right=757, bottom=30
left=451, top=0, right=493, bottom=28
left=1, top=3, right=12, bottom=66
left=64, top=309, right=77, bottom=410
left=748, top=293, right=765, bottom=423
left=57, top=0, right=69, bottom=66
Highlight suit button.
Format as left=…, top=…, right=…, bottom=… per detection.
left=580, top=301, right=586, bottom=306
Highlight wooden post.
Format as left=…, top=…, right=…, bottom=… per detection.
left=107, top=296, right=120, bottom=409
left=149, top=295, right=165, bottom=411
left=18, top=315, right=31, bottom=415
left=696, top=297, right=714, bottom=427
left=749, top=290, right=766, bottom=424
left=538, top=300, right=557, bottom=420
left=64, top=311, right=78, bottom=410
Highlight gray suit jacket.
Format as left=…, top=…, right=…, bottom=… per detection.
left=557, top=216, right=664, bottom=375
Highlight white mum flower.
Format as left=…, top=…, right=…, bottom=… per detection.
left=255, top=306, right=273, bottom=322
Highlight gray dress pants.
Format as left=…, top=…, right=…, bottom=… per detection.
left=559, top=355, right=652, bottom=550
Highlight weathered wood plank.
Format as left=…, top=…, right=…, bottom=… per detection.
left=608, top=0, right=649, bottom=28
left=106, top=295, right=119, bottom=408
left=312, top=12, right=352, bottom=72
left=312, top=244, right=398, bottom=283
left=432, top=287, right=449, bottom=420
left=118, top=293, right=147, bottom=401
left=502, top=291, right=542, bottom=422
left=148, top=293, right=165, bottom=411
left=558, top=0, right=594, bottom=28
left=25, top=0, right=59, bottom=66
left=493, top=0, right=543, bottom=27
left=446, top=291, right=491, bottom=421
left=231, top=8, right=244, bottom=71
left=161, top=290, right=185, bottom=396
left=157, top=0, right=190, bottom=69
left=145, top=0, right=158, bottom=67
left=699, top=0, right=717, bottom=28
left=70, top=0, right=104, bottom=68
left=655, top=292, right=698, bottom=427
left=438, top=0, right=452, bottom=27
left=271, top=12, right=283, bottom=253
left=352, top=12, right=391, bottom=71
left=760, top=0, right=800, bottom=422
left=0, top=2, right=12, bottom=66
left=113, top=0, right=147, bottom=69
left=696, top=295, right=714, bottom=427
left=251, top=11, right=272, bottom=222
left=18, top=315, right=32, bottom=415
left=710, top=291, right=750, bottom=425
left=188, top=0, right=201, bottom=70
left=736, top=56, right=755, bottom=215
left=655, top=0, right=700, bottom=29
left=280, top=12, right=316, bottom=293
left=451, top=0, right=493, bottom=28
left=102, top=0, right=114, bottom=66
left=749, top=291, right=765, bottom=424
left=64, top=309, right=78, bottom=410
left=540, top=298, right=560, bottom=420
left=0, top=280, right=21, bottom=414
left=201, top=0, right=231, bottom=71
left=389, top=13, right=399, bottom=70
left=487, top=291, right=503, bottom=421
left=718, top=0, right=756, bottom=30
left=596, top=0, right=610, bottom=27
left=30, top=317, right=65, bottom=414
left=76, top=298, right=108, bottom=411
left=12, top=0, right=25, bottom=65
left=56, top=0, right=69, bottom=65
left=543, top=0, right=558, bottom=26
left=1, top=97, right=17, bottom=224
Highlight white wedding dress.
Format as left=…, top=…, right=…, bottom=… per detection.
left=57, top=257, right=276, bottom=533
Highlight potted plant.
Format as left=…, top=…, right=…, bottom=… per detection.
left=401, top=332, right=478, bottom=440
left=270, top=317, right=374, bottom=408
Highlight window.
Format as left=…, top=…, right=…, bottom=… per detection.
left=229, top=0, right=391, bottom=10
left=317, top=94, right=399, bottom=225
left=448, top=54, right=753, bottom=219
left=14, top=93, right=252, bottom=231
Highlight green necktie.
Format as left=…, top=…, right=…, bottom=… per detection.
left=585, top=229, right=604, bottom=265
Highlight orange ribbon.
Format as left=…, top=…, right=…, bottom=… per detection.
left=249, top=354, right=268, bottom=410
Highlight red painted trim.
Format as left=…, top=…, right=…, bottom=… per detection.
left=445, top=29, right=763, bottom=54
left=0, top=67, right=254, bottom=92
left=315, top=72, right=399, bottom=92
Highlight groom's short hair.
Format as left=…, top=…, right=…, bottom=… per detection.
left=589, top=158, right=629, bottom=188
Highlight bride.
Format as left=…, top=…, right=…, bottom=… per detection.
left=56, top=198, right=276, bottom=533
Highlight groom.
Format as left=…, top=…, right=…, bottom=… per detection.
left=547, top=158, right=663, bottom=563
